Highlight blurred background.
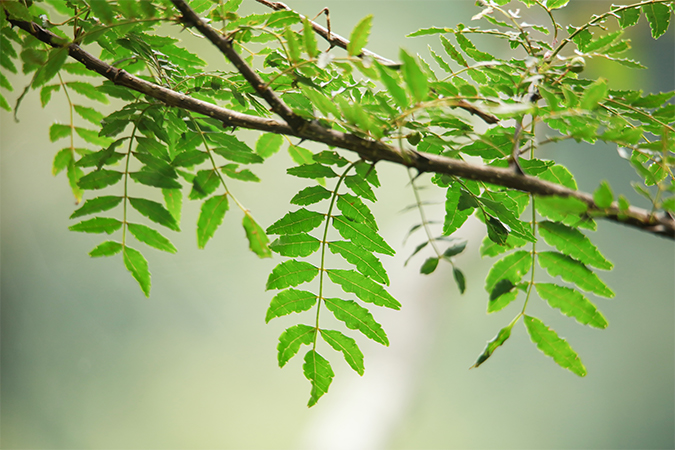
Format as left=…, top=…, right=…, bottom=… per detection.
left=1, top=1, right=673, bottom=448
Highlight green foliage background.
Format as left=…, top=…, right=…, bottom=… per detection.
left=1, top=0, right=673, bottom=448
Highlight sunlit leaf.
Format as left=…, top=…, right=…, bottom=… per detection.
left=400, top=49, right=428, bottom=103
left=129, top=197, right=180, bottom=231
left=326, top=269, right=400, bottom=309
left=320, top=329, right=364, bottom=375
left=270, top=233, right=320, bottom=257
left=303, top=18, right=318, bottom=58
left=471, top=322, right=514, bottom=369
left=288, top=163, right=338, bottom=179
left=524, top=315, right=586, bottom=377
left=328, top=241, right=389, bottom=285
left=290, top=186, right=332, bottom=206
left=347, top=15, right=373, bottom=56
left=267, top=208, right=325, bottom=235
left=277, top=324, right=316, bottom=367
left=537, top=251, right=614, bottom=298
left=266, top=289, right=317, bottom=322
left=89, top=240, right=123, bottom=258
left=69, top=217, right=122, bottom=234
left=256, top=133, right=284, bottom=159
left=127, top=223, right=177, bottom=253
left=336, top=194, right=378, bottom=230
left=535, top=283, right=608, bottom=329
left=485, top=250, right=532, bottom=294
left=303, top=350, right=334, bottom=407
left=70, top=196, right=122, bottom=219
left=196, top=194, right=229, bottom=249
left=123, top=246, right=151, bottom=297
left=643, top=3, right=671, bottom=38
left=266, top=259, right=319, bottom=290
left=538, top=221, right=612, bottom=270
left=332, top=215, right=395, bottom=256
left=323, top=297, right=389, bottom=345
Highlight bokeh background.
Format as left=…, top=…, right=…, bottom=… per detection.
left=1, top=1, right=673, bottom=449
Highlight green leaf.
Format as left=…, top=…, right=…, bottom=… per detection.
left=443, top=184, right=473, bottom=236
left=127, top=223, right=177, bottom=253
left=336, top=194, right=377, bottom=230
left=614, top=6, right=640, bottom=28
left=376, top=63, right=408, bottom=109
left=326, top=269, right=400, bottom=309
left=524, top=315, right=586, bottom=377
left=284, top=27, right=301, bottom=63
left=547, top=0, right=570, bottom=9
left=70, top=196, right=123, bottom=219
left=212, top=146, right=263, bottom=165
left=323, top=297, right=389, bottom=345
left=266, top=289, right=317, bottom=322
left=49, top=123, right=71, bottom=142
left=90, top=0, right=116, bottom=24
left=171, top=150, right=208, bottom=167
left=270, top=233, right=319, bottom=257
left=89, top=240, right=123, bottom=258
left=643, top=3, right=671, bottom=38
left=443, top=239, right=468, bottom=258
left=347, top=15, right=373, bottom=56
left=291, top=186, right=332, bottom=206
left=69, top=217, right=122, bottom=234
left=255, top=133, right=284, bottom=158
left=277, top=324, right=316, bottom=367
left=344, top=176, right=377, bottom=202
left=32, top=46, right=68, bottom=88
left=0, top=93, right=10, bottom=111
left=162, top=188, right=183, bottom=224
left=301, top=86, right=341, bottom=117
left=320, top=329, right=364, bottom=375
left=486, top=215, right=509, bottom=245
left=73, top=105, right=104, bottom=126
left=267, top=208, right=325, bottom=235
left=266, top=259, right=319, bottom=290
left=420, top=257, right=440, bottom=275
left=67, top=81, right=109, bottom=104
left=288, top=145, right=314, bottom=166
left=123, top=246, right=151, bottom=297
left=243, top=213, right=271, bottom=258
left=479, top=196, right=535, bottom=242
left=485, top=250, right=532, bottom=293
left=400, top=49, right=428, bottom=103
left=3, top=1, right=32, bottom=21
left=302, top=18, right=318, bottom=58
left=471, top=323, right=514, bottom=369
left=538, top=221, right=612, bottom=270
left=328, top=240, right=389, bottom=285
left=593, top=180, right=614, bottom=209
left=332, top=216, right=395, bottom=256
left=303, top=350, right=334, bottom=407
left=440, top=35, right=468, bottom=67
left=453, top=267, right=466, bottom=293
left=196, top=194, right=229, bottom=249
left=130, top=171, right=182, bottom=190
left=480, top=234, right=528, bottom=258
left=128, top=197, right=180, bottom=231
left=580, top=78, right=608, bottom=110
left=287, top=164, right=337, bottom=179
left=537, top=251, right=614, bottom=298
left=536, top=283, right=608, bottom=329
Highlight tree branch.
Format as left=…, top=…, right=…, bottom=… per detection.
left=9, top=18, right=675, bottom=240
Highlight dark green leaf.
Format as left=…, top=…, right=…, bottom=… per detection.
left=486, top=215, right=509, bottom=245
left=328, top=240, right=389, bottom=285
left=344, top=175, right=377, bottom=202
left=277, top=324, right=316, bottom=367
left=270, top=233, right=320, bottom=257
left=33, top=46, right=68, bottom=88
left=443, top=239, right=467, bottom=257
left=614, top=5, right=640, bottom=28
left=130, top=171, right=182, bottom=190
left=332, top=216, right=395, bottom=256
left=127, top=223, right=177, bottom=253
left=266, top=289, right=317, bottom=322
left=347, top=15, right=373, bottom=56
left=323, top=297, right=389, bottom=345
left=189, top=169, right=220, bottom=199
left=326, top=269, right=400, bottom=309
left=643, top=3, right=671, bottom=38
left=70, top=196, right=123, bottom=219
left=89, top=240, right=123, bottom=258
left=536, top=283, right=608, bottom=329
left=266, top=259, right=319, bottom=290
left=221, top=164, right=260, bottom=182
left=538, top=221, right=612, bottom=270
left=537, top=251, right=614, bottom=298
left=69, top=217, right=122, bottom=234
left=320, top=329, right=364, bottom=375
left=267, top=208, right=325, bottom=235
left=129, top=197, right=180, bottom=231
left=303, top=350, right=334, bottom=407
left=196, top=194, right=229, bottom=249
left=453, top=267, right=466, bottom=293
left=213, top=146, right=263, bottom=165
left=420, top=257, right=439, bottom=274
left=287, top=164, right=338, bottom=179
left=172, top=150, right=208, bottom=167
left=291, top=186, right=332, bottom=206
left=471, top=323, right=514, bottom=369
left=524, top=315, right=586, bottom=377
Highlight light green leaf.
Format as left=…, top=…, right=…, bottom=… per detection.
left=303, top=350, right=334, bottom=407
left=376, top=63, right=408, bottom=109
left=129, top=197, right=180, bottom=231
left=593, top=180, right=614, bottom=209
left=67, top=81, right=110, bottom=104
left=323, top=297, right=389, bottom=345
left=49, top=123, right=71, bottom=142
left=33, top=46, right=68, bottom=88
left=485, top=250, right=532, bottom=293
left=326, top=269, right=400, bottom=309
left=337, top=194, right=377, bottom=230
left=547, top=0, right=570, bottom=9
left=291, top=186, right=332, bottom=206
left=614, top=6, right=640, bottom=28
left=480, top=234, right=528, bottom=258
left=536, top=283, right=608, bottom=329
left=243, top=213, right=271, bottom=258
left=471, top=322, right=514, bottom=369
left=440, top=35, right=468, bottom=67
left=538, top=251, right=614, bottom=298
left=524, top=315, right=587, bottom=377
left=267, top=208, right=325, bottom=235
left=270, top=233, right=320, bottom=257
left=221, top=164, right=260, bottom=183
left=347, top=15, right=373, bottom=56
left=127, top=223, right=177, bottom=253
left=302, top=85, right=341, bottom=117
left=89, top=240, right=123, bottom=258
left=643, top=3, right=671, bottom=38
left=288, top=163, right=337, bottom=179
left=256, top=133, right=284, bottom=158
left=400, top=49, right=429, bottom=103
left=288, top=145, right=314, bottom=166
left=344, top=176, right=377, bottom=202
left=284, top=27, right=301, bottom=63
left=162, top=188, right=183, bottom=224
left=277, top=324, right=316, bottom=367
left=580, top=78, right=607, bottom=110
left=538, top=221, right=612, bottom=270
left=69, top=217, right=122, bottom=234
left=328, top=240, right=389, bottom=285
left=196, top=194, right=229, bottom=249
left=123, top=246, right=151, bottom=297
left=320, top=329, right=364, bottom=375
left=73, top=105, right=104, bottom=126
left=70, top=196, right=122, bottom=219
left=130, top=171, right=182, bottom=190
left=266, top=289, right=317, bottom=322
left=213, top=145, right=263, bottom=165
left=266, top=259, right=319, bottom=290
left=332, top=215, right=395, bottom=256
left=303, top=18, right=318, bottom=58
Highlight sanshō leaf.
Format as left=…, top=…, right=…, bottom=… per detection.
left=265, top=289, right=317, bottom=322
left=189, top=169, right=221, bottom=199
left=320, top=329, right=364, bottom=375
left=127, top=223, right=177, bottom=253
left=128, top=197, right=180, bottom=231
left=284, top=27, right=301, bottom=63
left=323, top=297, right=389, bottom=345
left=89, top=240, right=123, bottom=257
left=270, top=233, right=320, bottom=257
left=196, top=194, right=229, bottom=249
left=255, top=133, right=284, bottom=159
left=123, top=246, right=151, bottom=297
left=73, top=105, right=104, bottom=126
left=277, top=324, right=316, bottom=367
left=420, top=257, right=440, bottom=274
left=77, top=170, right=123, bottom=190
left=486, top=215, right=509, bottom=245
left=524, top=315, right=587, bottom=377
left=303, top=17, right=319, bottom=58
left=266, top=259, right=319, bottom=290
left=643, top=3, right=671, bottom=38
left=400, top=49, right=428, bottom=103
left=303, top=350, right=334, bottom=407
left=32, top=46, right=68, bottom=88
left=67, top=81, right=109, bottom=104
left=69, top=217, right=122, bottom=234
left=440, top=35, right=468, bottom=67
left=614, top=5, right=640, bottom=28
left=326, top=269, right=400, bottom=309
left=130, top=171, right=182, bottom=190
left=267, top=208, right=325, bottom=235
left=213, top=146, right=263, bottom=165
left=287, top=163, right=338, bottom=179
left=344, top=175, right=377, bottom=202
left=453, top=267, right=466, bottom=293
left=535, top=283, right=608, bottom=329
left=163, top=188, right=182, bottom=224
left=537, top=251, right=614, bottom=298
left=593, top=180, right=614, bottom=209
left=70, top=195, right=123, bottom=219
left=243, top=213, right=271, bottom=258
left=471, top=322, right=514, bottom=369
left=377, top=63, right=408, bottom=109
left=538, top=221, right=612, bottom=270
left=336, top=194, right=378, bottom=230
left=328, top=240, right=389, bottom=285
left=347, top=15, right=373, bottom=56
left=290, top=186, right=332, bottom=206
left=485, top=250, right=532, bottom=293
left=332, top=216, right=395, bottom=256
left=580, top=78, right=608, bottom=111
left=171, top=150, right=209, bottom=167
